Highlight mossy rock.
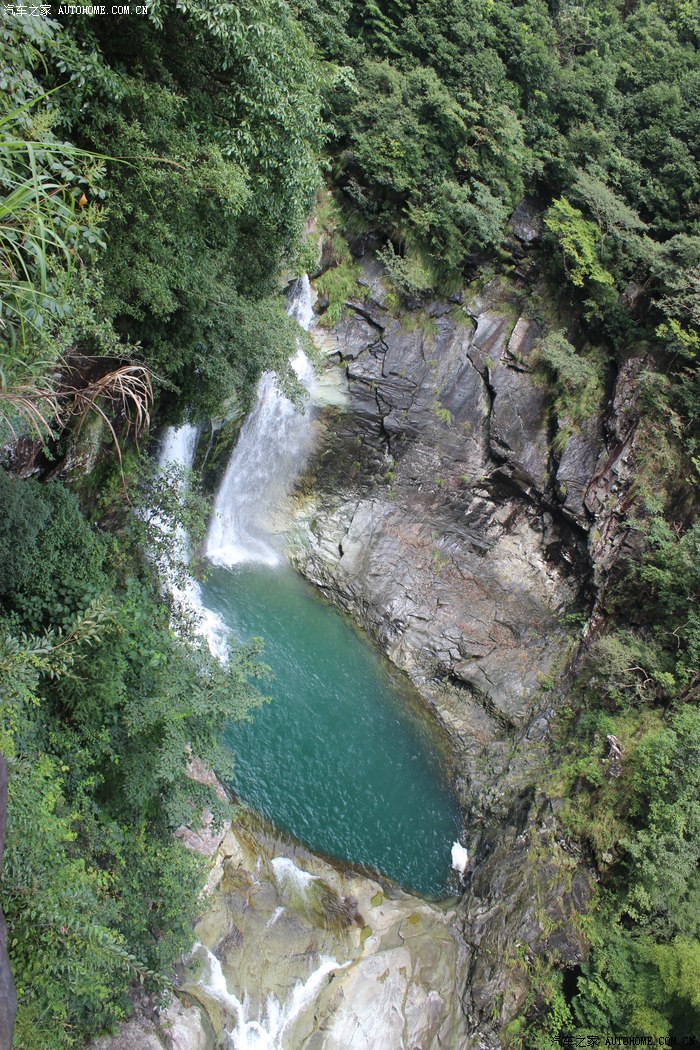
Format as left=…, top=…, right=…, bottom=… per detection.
left=195, top=412, right=246, bottom=496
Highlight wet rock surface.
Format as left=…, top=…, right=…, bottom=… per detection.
left=91, top=993, right=214, bottom=1050
left=458, top=794, right=593, bottom=1045
left=187, top=820, right=468, bottom=1050
left=95, top=816, right=468, bottom=1050
left=509, top=198, right=544, bottom=246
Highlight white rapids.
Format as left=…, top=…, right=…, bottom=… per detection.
left=190, top=943, right=347, bottom=1050
left=451, top=841, right=469, bottom=878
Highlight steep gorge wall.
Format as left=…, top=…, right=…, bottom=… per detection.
left=288, top=247, right=644, bottom=1042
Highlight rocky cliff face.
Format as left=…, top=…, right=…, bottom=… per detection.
left=286, top=251, right=643, bottom=1043
left=289, top=260, right=590, bottom=810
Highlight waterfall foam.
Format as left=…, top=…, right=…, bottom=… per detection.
left=451, top=841, right=469, bottom=878
left=287, top=273, right=315, bottom=330
left=270, top=857, right=318, bottom=894
left=205, top=276, right=317, bottom=568
left=159, top=422, right=200, bottom=483
left=156, top=424, right=230, bottom=662
left=190, top=942, right=347, bottom=1050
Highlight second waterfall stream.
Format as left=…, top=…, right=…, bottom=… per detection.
left=157, top=275, right=320, bottom=654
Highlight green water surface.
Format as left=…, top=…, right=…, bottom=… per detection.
left=200, top=564, right=462, bottom=898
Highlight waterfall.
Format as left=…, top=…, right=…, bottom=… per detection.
left=157, top=423, right=200, bottom=586
left=206, top=276, right=317, bottom=568
left=190, top=943, right=347, bottom=1050
left=159, top=423, right=200, bottom=481
left=157, top=424, right=230, bottom=661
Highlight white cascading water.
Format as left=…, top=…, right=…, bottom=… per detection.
left=206, top=276, right=317, bottom=568
left=263, top=906, right=286, bottom=931
left=190, top=943, right=347, bottom=1050
left=270, top=857, right=319, bottom=893
left=156, top=423, right=230, bottom=661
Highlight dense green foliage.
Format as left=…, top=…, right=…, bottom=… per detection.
left=0, top=6, right=321, bottom=1046
left=299, top=0, right=699, bottom=293
left=0, top=4, right=323, bottom=426
left=0, top=466, right=265, bottom=1048
left=61, top=1, right=323, bottom=413
left=513, top=517, right=700, bottom=1046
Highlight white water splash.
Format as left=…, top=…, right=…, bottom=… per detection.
left=270, top=857, right=319, bottom=895
left=205, top=276, right=318, bottom=568
left=159, top=423, right=199, bottom=483
left=451, top=841, right=469, bottom=878
left=157, top=424, right=230, bottom=662
left=190, top=943, right=347, bottom=1050
left=264, top=906, right=286, bottom=931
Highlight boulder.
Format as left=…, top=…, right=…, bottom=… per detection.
left=91, top=996, right=212, bottom=1050
left=509, top=198, right=544, bottom=245
left=556, top=415, right=604, bottom=523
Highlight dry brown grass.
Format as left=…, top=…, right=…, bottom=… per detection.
left=0, top=378, right=61, bottom=442
left=70, top=362, right=154, bottom=460
left=0, top=359, right=155, bottom=483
